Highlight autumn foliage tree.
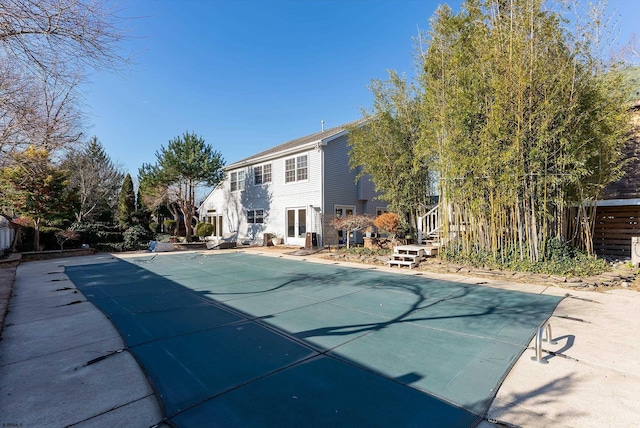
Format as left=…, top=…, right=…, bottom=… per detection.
left=331, top=214, right=374, bottom=248
left=374, top=212, right=400, bottom=242
left=0, top=147, right=77, bottom=250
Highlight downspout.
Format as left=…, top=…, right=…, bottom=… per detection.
left=319, top=141, right=325, bottom=248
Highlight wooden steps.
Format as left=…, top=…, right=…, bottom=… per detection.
left=387, top=244, right=438, bottom=269
left=387, top=253, right=421, bottom=269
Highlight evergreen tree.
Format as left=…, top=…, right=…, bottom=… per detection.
left=63, top=137, right=123, bottom=222
left=140, top=131, right=224, bottom=241
left=117, top=173, right=136, bottom=228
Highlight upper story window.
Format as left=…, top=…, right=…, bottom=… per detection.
left=230, top=170, right=245, bottom=192
left=254, top=163, right=272, bottom=185
left=285, top=154, right=308, bottom=183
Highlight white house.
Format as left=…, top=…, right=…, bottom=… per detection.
left=198, top=120, right=388, bottom=247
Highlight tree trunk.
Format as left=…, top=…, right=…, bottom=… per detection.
left=34, top=218, right=41, bottom=251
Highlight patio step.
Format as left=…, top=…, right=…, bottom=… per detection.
left=387, top=252, right=421, bottom=269
left=387, top=258, right=418, bottom=269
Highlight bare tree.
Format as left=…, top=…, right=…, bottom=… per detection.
left=0, top=64, right=84, bottom=166
left=0, top=0, right=132, bottom=165
left=63, top=137, right=124, bottom=222
left=30, top=68, right=84, bottom=153
left=0, top=0, right=130, bottom=77
left=0, top=61, right=35, bottom=165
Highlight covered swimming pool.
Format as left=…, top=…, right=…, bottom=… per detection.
left=65, top=252, right=563, bottom=427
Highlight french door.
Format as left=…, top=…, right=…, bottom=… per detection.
left=286, top=207, right=307, bottom=245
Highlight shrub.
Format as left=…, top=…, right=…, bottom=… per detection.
left=374, top=212, right=400, bottom=239
left=55, top=229, right=81, bottom=250
left=122, top=225, right=153, bottom=251
left=96, top=242, right=125, bottom=252
left=163, top=219, right=177, bottom=235
left=149, top=222, right=158, bottom=233
left=441, top=238, right=609, bottom=277
left=196, top=222, right=215, bottom=237
left=154, top=233, right=172, bottom=243
left=336, top=246, right=391, bottom=257
left=70, top=222, right=123, bottom=245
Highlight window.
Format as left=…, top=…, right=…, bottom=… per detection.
left=247, top=209, right=264, bottom=224
left=254, top=164, right=272, bottom=185
left=296, top=155, right=307, bottom=180
left=285, top=158, right=296, bottom=183
left=376, top=208, right=388, bottom=217
left=230, top=170, right=245, bottom=192
left=285, top=154, right=308, bottom=183
left=334, top=205, right=355, bottom=240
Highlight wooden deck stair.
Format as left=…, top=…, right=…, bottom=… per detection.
left=387, top=244, right=438, bottom=269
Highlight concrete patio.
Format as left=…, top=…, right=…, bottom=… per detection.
left=0, top=250, right=638, bottom=427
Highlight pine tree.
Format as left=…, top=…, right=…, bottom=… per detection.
left=117, top=173, right=136, bottom=228
left=140, top=132, right=224, bottom=241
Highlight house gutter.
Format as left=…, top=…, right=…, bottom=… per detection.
left=226, top=139, right=326, bottom=171
left=224, top=126, right=355, bottom=171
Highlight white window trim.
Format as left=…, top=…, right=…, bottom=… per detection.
left=334, top=205, right=356, bottom=217
left=230, top=170, right=246, bottom=192
left=284, top=153, right=309, bottom=184
left=253, top=163, right=272, bottom=186
left=334, top=205, right=357, bottom=242
left=247, top=208, right=265, bottom=224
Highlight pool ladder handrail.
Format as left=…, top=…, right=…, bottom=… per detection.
left=531, top=320, right=557, bottom=364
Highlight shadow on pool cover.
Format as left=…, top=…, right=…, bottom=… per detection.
left=65, top=252, right=563, bottom=428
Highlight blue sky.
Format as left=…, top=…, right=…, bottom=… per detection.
left=84, top=0, right=639, bottom=177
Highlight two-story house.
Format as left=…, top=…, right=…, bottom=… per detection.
left=198, top=120, right=388, bottom=248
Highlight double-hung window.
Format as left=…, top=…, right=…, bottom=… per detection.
left=247, top=209, right=264, bottom=224
left=254, top=164, right=272, bottom=185
left=230, top=170, right=245, bottom=192
left=285, top=154, right=308, bottom=183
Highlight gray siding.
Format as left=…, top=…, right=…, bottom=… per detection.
left=323, top=135, right=386, bottom=217
left=323, top=134, right=361, bottom=214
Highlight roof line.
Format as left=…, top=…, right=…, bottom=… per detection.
left=225, top=118, right=366, bottom=170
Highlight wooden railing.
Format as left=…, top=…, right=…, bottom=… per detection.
left=417, top=204, right=440, bottom=244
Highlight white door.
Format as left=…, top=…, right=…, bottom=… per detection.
left=286, top=207, right=307, bottom=246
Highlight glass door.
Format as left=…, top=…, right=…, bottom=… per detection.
left=286, top=207, right=307, bottom=245
left=334, top=206, right=355, bottom=245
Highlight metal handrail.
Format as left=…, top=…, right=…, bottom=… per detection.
left=531, top=320, right=557, bottom=364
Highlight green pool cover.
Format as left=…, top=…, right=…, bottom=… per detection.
left=65, top=252, right=563, bottom=427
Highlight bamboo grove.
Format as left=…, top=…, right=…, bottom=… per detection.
left=418, top=0, right=632, bottom=263
left=350, top=0, right=633, bottom=267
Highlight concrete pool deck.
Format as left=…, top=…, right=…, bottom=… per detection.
left=1, top=249, right=639, bottom=427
